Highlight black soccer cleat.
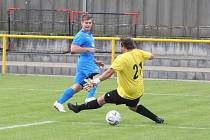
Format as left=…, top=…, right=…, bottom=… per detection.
left=155, top=116, right=164, bottom=124
left=67, top=103, right=80, bottom=113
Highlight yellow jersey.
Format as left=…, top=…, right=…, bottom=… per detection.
left=110, top=49, right=151, bottom=100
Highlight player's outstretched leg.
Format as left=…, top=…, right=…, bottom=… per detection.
left=135, top=104, right=164, bottom=123
left=68, top=99, right=101, bottom=113
left=67, top=103, right=80, bottom=113
left=155, top=116, right=164, bottom=124
left=54, top=88, right=74, bottom=112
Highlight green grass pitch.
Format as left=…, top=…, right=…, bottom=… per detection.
left=0, top=74, right=210, bottom=140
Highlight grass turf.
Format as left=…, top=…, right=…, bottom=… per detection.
left=0, top=74, right=209, bottom=140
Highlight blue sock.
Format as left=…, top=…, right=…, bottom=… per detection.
left=57, top=88, right=74, bottom=104
left=86, top=86, right=97, bottom=98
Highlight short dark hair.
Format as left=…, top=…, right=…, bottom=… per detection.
left=81, top=14, right=92, bottom=22
left=120, top=38, right=135, bottom=50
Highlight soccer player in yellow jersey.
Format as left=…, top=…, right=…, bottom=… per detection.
left=68, top=38, right=164, bottom=123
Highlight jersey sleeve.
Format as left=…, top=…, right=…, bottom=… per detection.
left=110, top=56, right=123, bottom=71
left=72, top=33, right=84, bottom=47
left=140, top=50, right=152, bottom=60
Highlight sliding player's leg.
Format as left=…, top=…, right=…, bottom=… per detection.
left=129, top=104, right=164, bottom=123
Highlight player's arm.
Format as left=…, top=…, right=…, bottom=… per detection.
left=149, top=53, right=154, bottom=60
left=84, top=57, right=119, bottom=90
left=98, top=68, right=114, bottom=81
left=86, top=68, right=114, bottom=86
left=95, top=56, right=121, bottom=82
left=141, top=50, right=154, bottom=60
left=83, top=68, right=114, bottom=91
left=71, top=44, right=96, bottom=53
left=94, top=59, right=105, bottom=68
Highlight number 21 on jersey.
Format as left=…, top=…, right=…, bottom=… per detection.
left=133, top=62, right=143, bottom=80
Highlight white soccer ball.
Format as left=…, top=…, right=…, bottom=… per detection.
left=105, top=110, right=121, bottom=126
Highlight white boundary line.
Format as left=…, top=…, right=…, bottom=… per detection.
left=1, top=120, right=209, bottom=131
left=0, top=87, right=209, bottom=97
left=4, top=73, right=210, bottom=83
left=70, top=121, right=210, bottom=130
left=0, top=87, right=62, bottom=92
left=145, top=93, right=202, bottom=97
left=0, top=121, right=55, bottom=131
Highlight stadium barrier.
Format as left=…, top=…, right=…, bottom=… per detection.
left=1, top=34, right=210, bottom=74
left=0, top=34, right=119, bottom=74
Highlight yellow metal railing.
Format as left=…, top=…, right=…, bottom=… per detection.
left=0, top=34, right=120, bottom=74
left=1, top=34, right=210, bottom=74
left=2, top=35, right=7, bottom=74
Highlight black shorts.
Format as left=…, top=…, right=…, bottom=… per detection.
left=104, top=89, right=140, bottom=107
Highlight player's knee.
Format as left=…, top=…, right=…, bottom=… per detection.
left=97, top=95, right=106, bottom=106
left=71, top=84, right=82, bottom=93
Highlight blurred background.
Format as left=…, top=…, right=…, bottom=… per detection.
left=0, top=0, right=210, bottom=38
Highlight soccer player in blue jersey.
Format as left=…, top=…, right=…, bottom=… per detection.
left=54, top=14, right=104, bottom=112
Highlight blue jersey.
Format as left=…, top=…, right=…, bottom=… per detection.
left=72, top=29, right=100, bottom=84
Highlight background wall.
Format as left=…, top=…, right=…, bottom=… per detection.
left=0, top=0, right=210, bottom=38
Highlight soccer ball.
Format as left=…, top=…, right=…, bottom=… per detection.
left=105, top=110, right=121, bottom=126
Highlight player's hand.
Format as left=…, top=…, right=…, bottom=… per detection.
left=83, top=79, right=94, bottom=92
left=95, top=61, right=105, bottom=68
left=83, top=78, right=101, bottom=92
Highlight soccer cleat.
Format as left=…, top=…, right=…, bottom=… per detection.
left=155, top=116, right=164, bottom=124
left=85, top=97, right=96, bottom=103
left=67, top=103, right=80, bottom=113
left=54, top=101, right=66, bottom=112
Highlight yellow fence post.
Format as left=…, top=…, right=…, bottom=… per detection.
left=2, top=35, right=7, bottom=74
left=111, top=39, right=116, bottom=64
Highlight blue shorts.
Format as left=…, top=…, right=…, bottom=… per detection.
left=74, top=71, right=99, bottom=86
